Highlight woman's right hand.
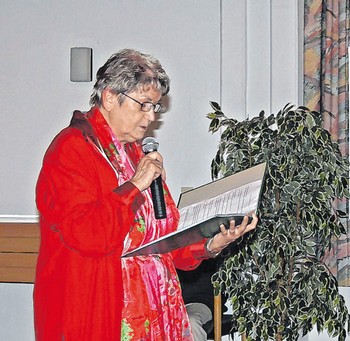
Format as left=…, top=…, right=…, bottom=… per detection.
left=130, top=151, right=166, bottom=192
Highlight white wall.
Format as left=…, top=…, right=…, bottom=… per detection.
left=0, top=0, right=221, bottom=216
left=0, top=284, right=35, bottom=340
left=0, top=0, right=301, bottom=217
left=2, top=1, right=342, bottom=341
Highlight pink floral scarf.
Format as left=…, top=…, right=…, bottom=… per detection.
left=86, top=107, right=192, bottom=341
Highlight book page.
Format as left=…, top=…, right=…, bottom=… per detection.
left=177, top=180, right=262, bottom=230
left=123, top=163, right=266, bottom=257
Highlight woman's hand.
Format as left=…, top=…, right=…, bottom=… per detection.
left=130, top=151, right=166, bottom=192
left=206, top=213, right=258, bottom=257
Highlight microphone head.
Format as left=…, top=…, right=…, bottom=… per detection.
left=142, top=137, right=159, bottom=153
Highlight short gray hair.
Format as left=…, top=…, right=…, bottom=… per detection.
left=90, top=48, right=170, bottom=107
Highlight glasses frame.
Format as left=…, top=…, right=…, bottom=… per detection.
left=121, top=92, right=162, bottom=113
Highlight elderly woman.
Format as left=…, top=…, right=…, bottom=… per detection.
left=34, top=48, right=258, bottom=341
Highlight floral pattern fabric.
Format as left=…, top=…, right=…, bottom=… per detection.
left=86, top=109, right=194, bottom=340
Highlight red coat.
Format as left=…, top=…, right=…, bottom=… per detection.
left=34, top=110, right=207, bottom=341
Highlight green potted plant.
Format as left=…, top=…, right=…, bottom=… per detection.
left=207, top=103, right=350, bottom=341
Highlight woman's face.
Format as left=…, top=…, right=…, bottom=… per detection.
left=102, top=86, right=162, bottom=144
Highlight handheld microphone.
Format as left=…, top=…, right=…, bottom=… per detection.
left=142, top=137, right=167, bottom=219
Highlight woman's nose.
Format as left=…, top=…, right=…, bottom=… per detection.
left=145, top=109, right=156, bottom=122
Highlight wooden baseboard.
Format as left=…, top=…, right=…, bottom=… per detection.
left=0, top=223, right=39, bottom=283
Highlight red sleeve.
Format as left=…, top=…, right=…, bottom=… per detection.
left=36, top=128, right=144, bottom=257
left=171, top=238, right=210, bottom=271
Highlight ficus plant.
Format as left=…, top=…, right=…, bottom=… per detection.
left=207, top=102, right=350, bottom=341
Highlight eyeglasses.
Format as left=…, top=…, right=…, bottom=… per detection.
left=121, top=92, right=162, bottom=113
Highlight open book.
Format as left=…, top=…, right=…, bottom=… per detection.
left=123, top=162, right=266, bottom=257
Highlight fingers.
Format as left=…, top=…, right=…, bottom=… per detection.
left=220, top=213, right=258, bottom=239
left=206, top=214, right=259, bottom=256
left=247, top=212, right=259, bottom=231
left=147, top=152, right=166, bottom=181
left=130, top=152, right=164, bottom=191
left=145, top=151, right=163, bottom=166
left=161, top=168, right=167, bottom=182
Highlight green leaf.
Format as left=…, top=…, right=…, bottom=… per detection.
left=207, top=103, right=350, bottom=341
left=209, top=118, right=220, bottom=133
left=210, top=101, right=221, bottom=111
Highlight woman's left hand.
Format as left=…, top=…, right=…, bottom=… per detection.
left=207, top=213, right=258, bottom=256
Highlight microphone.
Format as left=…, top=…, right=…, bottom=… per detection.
left=142, top=137, right=167, bottom=219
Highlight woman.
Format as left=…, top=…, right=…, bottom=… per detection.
left=34, top=48, right=258, bottom=341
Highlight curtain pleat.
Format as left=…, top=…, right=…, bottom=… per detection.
left=304, top=0, right=350, bottom=285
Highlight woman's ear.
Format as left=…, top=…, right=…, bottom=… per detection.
left=101, top=88, right=118, bottom=111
